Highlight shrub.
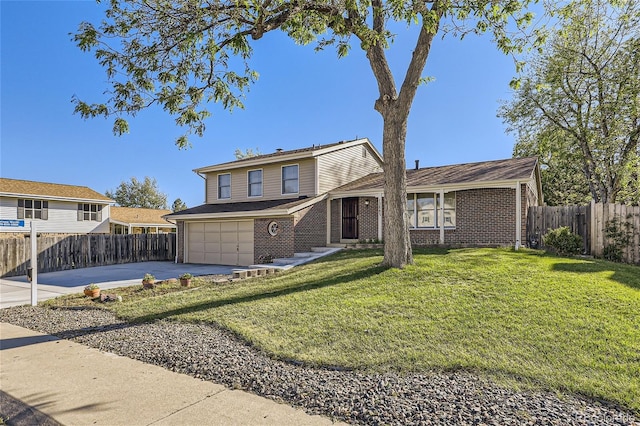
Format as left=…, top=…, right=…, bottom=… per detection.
left=603, top=216, right=635, bottom=263
left=180, top=273, right=193, bottom=280
left=543, top=227, right=583, bottom=256
left=84, top=283, right=99, bottom=290
left=143, top=273, right=155, bottom=281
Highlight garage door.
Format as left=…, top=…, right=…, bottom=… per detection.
left=187, top=221, right=254, bottom=266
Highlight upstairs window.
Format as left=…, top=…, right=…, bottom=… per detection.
left=248, top=169, right=263, bottom=197
left=77, top=203, right=103, bottom=221
left=282, top=165, right=299, bottom=194
left=218, top=173, right=231, bottom=199
left=18, top=199, right=48, bottom=220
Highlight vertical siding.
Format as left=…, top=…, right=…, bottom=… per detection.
left=317, top=144, right=382, bottom=193
left=205, top=158, right=316, bottom=203
left=0, top=197, right=109, bottom=233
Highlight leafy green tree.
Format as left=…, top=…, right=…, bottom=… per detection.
left=234, top=148, right=262, bottom=159
left=513, top=128, right=592, bottom=206
left=501, top=0, right=640, bottom=205
left=74, top=0, right=539, bottom=267
left=107, top=177, right=168, bottom=209
left=172, top=198, right=188, bottom=212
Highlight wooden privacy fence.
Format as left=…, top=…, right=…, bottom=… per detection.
left=0, top=233, right=176, bottom=277
left=527, top=202, right=640, bottom=264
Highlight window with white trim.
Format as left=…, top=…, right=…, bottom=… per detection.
left=406, top=192, right=455, bottom=228
left=218, top=173, right=231, bottom=199
left=77, top=203, right=103, bottom=221
left=248, top=169, right=262, bottom=197
left=282, top=165, right=299, bottom=194
left=18, top=199, right=48, bottom=220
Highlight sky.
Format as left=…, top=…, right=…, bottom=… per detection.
left=1, top=1, right=524, bottom=209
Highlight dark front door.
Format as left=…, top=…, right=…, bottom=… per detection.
left=342, top=198, right=359, bottom=240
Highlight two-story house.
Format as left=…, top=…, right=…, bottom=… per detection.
left=0, top=178, right=112, bottom=233
left=168, top=138, right=542, bottom=266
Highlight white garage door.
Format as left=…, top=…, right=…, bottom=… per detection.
left=187, top=221, right=254, bottom=266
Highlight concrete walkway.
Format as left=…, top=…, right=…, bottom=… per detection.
left=0, top=323, right=342, bottom=425
left=0, top=262, right=236, bottom=309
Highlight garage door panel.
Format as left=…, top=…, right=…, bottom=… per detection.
left=205, top=242, right=221, bottom=253
left=204, top=222, right=220, bottom=233
left=190, top=252, right=205, bottom=264
left=188, top=220, right=253, bottom=266
left=220, top=222, right=237, bottom=232
left=221, top=252, right=237, bottom=265
left=205, top=252, right=222, bottom=264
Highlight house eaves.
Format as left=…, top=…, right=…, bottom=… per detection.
left=193, top=138, right=382, bottom=174
left=0, top=192, right=113, bottom=204
left=167, top=194, right=327, bottom=221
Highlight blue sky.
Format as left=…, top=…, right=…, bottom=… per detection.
left=2, top=1, right=521, bottom=208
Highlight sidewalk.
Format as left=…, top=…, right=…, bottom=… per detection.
left=0, top=323, right=342, bottom=425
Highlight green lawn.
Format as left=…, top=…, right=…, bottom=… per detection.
left=48, top=248, right=640, bottom=413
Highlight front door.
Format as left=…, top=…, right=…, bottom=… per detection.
left=342, top=198, right=359, bottom=240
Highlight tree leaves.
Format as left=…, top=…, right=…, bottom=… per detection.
left=501, top=0, right=640, bottom=204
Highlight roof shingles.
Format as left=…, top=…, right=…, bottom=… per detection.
left=333, top=157, right=538, bottom=192
left=0, top=178, right=111, bottom=202
left=110, top=207, right=175, bottom=226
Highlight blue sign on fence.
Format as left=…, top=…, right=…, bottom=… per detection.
left=0, top=219, right=25, bottom=227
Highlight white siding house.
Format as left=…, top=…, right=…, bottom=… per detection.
left=0, top=178, right=112, bottom=234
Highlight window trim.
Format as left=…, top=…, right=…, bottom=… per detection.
left=77, top=203, right=103, bottom=222
left=247, top=168, right=263, bottom=198
left=406, top=192, right=456, bottom=229
left=217, top=173, right=231, bottom=200
left=281, top=164, right=299, bottom=195
left=17, top=198, right=48, bottom=220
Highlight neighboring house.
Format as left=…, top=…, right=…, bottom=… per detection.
left=110, top=206, right=176, bottom=234
left=0, top=178, right=112, bottom=233
left=167, top=138, right=542, bottom=266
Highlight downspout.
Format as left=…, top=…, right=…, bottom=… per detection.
left=515, top=181, right=521, bottom=250
left=195, top=170, right=206, bottom=203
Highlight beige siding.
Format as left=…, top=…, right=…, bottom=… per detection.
left=317, top=144, right=382, bottom=193
left=0, top=197, right=110, bottom=233
left=205, top=158, right=316, bottom=203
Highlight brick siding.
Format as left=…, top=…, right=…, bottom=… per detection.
left=330, top=199, right=341, bottom=243
left=177, top=221, right=184, bottom=262
left=358, top=197, right=379, bottom=240
left=254, top=217, right=294, bottom=262
left=294, top=200, right=327, bottom=252
left=409, top=188, right=519, bottom=246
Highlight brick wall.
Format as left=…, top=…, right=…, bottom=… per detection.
left=330, top=199, right=341, bottom=243
left=358, top=197, right=379, bottom=240
left=408, top=188, right=520, bottom=246
left=177, top=221, right=184, bottom=262
left=254, top=217, right=294, bottom=262
left=293, top=200, right=327, bottom=252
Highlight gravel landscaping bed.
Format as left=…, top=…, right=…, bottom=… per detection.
left=1, top=306, right=637, bottom=426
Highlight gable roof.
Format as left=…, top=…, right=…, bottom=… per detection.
left=110, top=207, right=176, bottom=226
left=193, top=138, right=382, bottom=174
left=0, top=178, right=112, bottom=203
left=332, top=157, right=540, bottom=193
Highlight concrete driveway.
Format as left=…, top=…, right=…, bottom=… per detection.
left=0, top=261, right=235, bottom=309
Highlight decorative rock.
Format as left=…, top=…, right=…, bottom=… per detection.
left=0, top=306, right=636, bottom=426
left=99, top=294, right=121, bottom=303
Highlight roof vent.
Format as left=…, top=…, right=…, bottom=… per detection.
left=415, top=160, right=420, bottom=170
left=275, top=148, right=283, bottom=153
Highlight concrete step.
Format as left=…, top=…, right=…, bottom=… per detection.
left=293, top=252, right=314, bottom=258
left=310, top=247, right=334, bottom=253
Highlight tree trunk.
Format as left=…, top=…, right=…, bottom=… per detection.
left=382, top=111, right=413, bottom=268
